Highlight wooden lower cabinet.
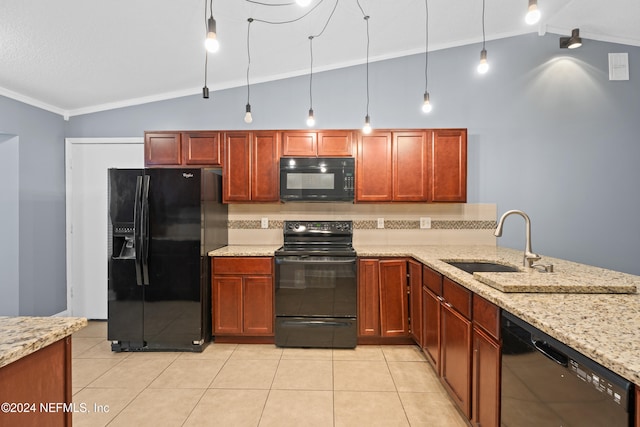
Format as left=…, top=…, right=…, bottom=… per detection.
left=441, top=302, right=472, bottom=419
left=0, top=337, right=72, bottom=427
left=472, top=326, right=500, bottom=427
left=211, top=257, right=274, bottom=337
left=422, top=266, right=443, bottom=370
left=636, top=386, right=640, bottom=427
left=408, top=260, right=423, bottom=346
left=357, top=258, right=411, bottom=340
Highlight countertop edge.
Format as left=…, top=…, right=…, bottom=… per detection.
left=0, top=317, right=88, bottom=369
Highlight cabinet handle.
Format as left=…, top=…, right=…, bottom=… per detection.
left=444, top=302, right=453, bottom=308
left=436, top=296, right=445, bottom=302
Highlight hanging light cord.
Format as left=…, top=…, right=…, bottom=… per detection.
left=424, top=0, right=429, bottom=93
left=249, top=0, right=326, bottom=25
left=356, top=0, right=370, bottom=117
left=246, top=18, right=253, bottom=105
left=307, top=0, right=339, bottom=113
left=481, top=0, right=486, bottom=50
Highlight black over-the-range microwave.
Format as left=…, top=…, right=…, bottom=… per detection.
left=279, top=157, right=355, bottom=202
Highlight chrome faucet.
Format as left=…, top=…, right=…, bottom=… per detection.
left=494, top=210, right=541, bottom=268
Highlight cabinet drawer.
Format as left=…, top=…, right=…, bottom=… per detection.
left=212, top=257, right=272, bottom=275
left=473, top=294, right=500, bottom=340
left=423, top=266, right=443, bottom=295
left=443, top=277, right=471, bottom=320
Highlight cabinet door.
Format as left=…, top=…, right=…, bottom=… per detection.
left=441, top=303, right=472, bottom=419
left=243, top=276, right=274, bottom=335
left=356, top=132, right=393, bottom=202
left=379, top=259, right=409, bottom=337
left=317, top=131, right=353, bottom=156
left=358, top=259, right=380, bottom=336
left=472, top=327, right=500, bottom=427
left=182, top=132, right=222, bottom=166
left=429, top=129, right=467, bottom=202
left=281, top=131, right=317, bottom=156
left=212, top=276, right=243, bottom=335
left=422, top=286, right=441, bottom=370
left=408, top=260, right=423, bottom=345
left=251, top=131, right=280, bottom=202
left=223, top=132, right=252, bottom=202
left=145, top=132, right=181, bottom=166
left=393, top=131, right=428, bottom=201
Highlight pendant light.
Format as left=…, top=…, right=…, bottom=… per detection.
left=559, top=28, right=582, bottom=49
left=477, top=0, right=489, bottom=74
left=204, top=0, right=219, bottom=53
left=306, top=36, right=316, bottom=127
left=202, top=0, right=210, bottom=98
left=244, top=18, right=253, bottom=124
left=361, top=12, right=372, bottom=134
left=525, top=0, right=541, bottom=25
left=421, top=0, right=432, bottom=114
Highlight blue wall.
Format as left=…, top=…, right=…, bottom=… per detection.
left=2, top=32, right=639, bottom=315
left=67, top=33, right=640, bottom=275
left=0, top=96, right=67, bottom=316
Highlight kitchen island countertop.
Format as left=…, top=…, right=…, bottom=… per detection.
left=210, top=244, right=640, bottom=385
left=0, top=316, right=87, bottom=369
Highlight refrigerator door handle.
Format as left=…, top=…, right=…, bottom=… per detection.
left=133, top=176, right=144, bottom=286
left=141, top=175, right=151, bottom=285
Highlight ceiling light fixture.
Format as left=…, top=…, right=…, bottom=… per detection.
left=204, top=0, right=220, bottom=53
left=525, top=0, right=541, bottom=25
left=559, top=28, right=582, bottom=49
left=244, top=18, right=254, bottom=124
left=477, top=0, right=489, bottom=74
left=421, top=0, right=432, bottom=114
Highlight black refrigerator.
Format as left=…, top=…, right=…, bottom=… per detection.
left=107, top=168, right=227, bottom=352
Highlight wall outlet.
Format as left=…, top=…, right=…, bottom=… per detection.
left=420, top=217, right=431, bottom=229
left=377, top=218, right=385, bottom=229
left=261, top=217, right=269, bottom=229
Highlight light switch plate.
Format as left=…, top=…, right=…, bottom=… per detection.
left=377, top=218, right=384, bottom=229
left=261, top=217, right=269, bottom=229
left=420, top=217, right=431, bottom=229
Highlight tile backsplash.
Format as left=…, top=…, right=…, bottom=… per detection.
left=228, top=203, right=497, bottom=246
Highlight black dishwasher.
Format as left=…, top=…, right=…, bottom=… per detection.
left=501, top=311, right=633, bottom=427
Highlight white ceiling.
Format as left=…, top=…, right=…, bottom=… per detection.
left=1, top=0, right=638, bottom=117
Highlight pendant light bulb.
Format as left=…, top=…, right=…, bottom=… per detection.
left=477, top=49, right=489, bottom=74
left=296, top=0, right=312, bottom=6
left=205, top=17, right=219, bottom=53
left=362, top=115, right=372, bottom=134
left=244, top=104, right=253, bottom=124
left=306, top=109, right=315, bottom=127
left=422, top=92, right=433, bottom=113
left=525, top=0, right=541, bottom=25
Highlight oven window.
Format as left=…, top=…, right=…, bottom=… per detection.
left=286, top=173, right=335, bottom=190
left=275, top=260, right=356, bottom=317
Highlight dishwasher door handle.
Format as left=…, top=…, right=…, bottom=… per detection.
left=532, top=337, right=569, bottom=367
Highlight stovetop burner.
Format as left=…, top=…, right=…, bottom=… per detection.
left=276, top=220, right=355, bottom=257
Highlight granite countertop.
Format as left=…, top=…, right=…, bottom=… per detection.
left=0, top=316, right=87, bottom=369
left=209, top=244, right=640, bottom=385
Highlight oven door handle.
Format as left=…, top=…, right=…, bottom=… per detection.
left=275, top=257, right=357, bottom=264
left=279, top=320, right=353, bottom=327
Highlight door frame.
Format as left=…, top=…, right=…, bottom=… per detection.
left=64, top=137, right=143, bottom=317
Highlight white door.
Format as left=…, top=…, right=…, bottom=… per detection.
left=66, top=138, right=144, bottom=319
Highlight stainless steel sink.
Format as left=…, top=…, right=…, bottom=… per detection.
left=445, top=261, right=519, bottom=274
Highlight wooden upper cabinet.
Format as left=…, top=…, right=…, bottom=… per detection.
left=145, top=131, right=223, bottom=167
left=317, top=131, right=354, bottom=156
left=281, top=130, right=353, bottom=157
left=251, top=132, right=280, bottom=202
left=182, top=132, right=222, bottom=166
left=223, top=132, right=252, bottom=202
left=356, top=131, right=393, bottom=202
left=145, top=132, right=181, bottom=166
left=393, top=131, right=429, bottom=201
left=429, top=129, right=467, bottom=202
left=223, top=131, right=279, bottom=203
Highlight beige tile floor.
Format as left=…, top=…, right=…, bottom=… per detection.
left=72, top=321, right=468, bottom=427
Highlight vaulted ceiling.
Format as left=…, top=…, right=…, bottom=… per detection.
left=1, top=0, right=638, bottom=116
